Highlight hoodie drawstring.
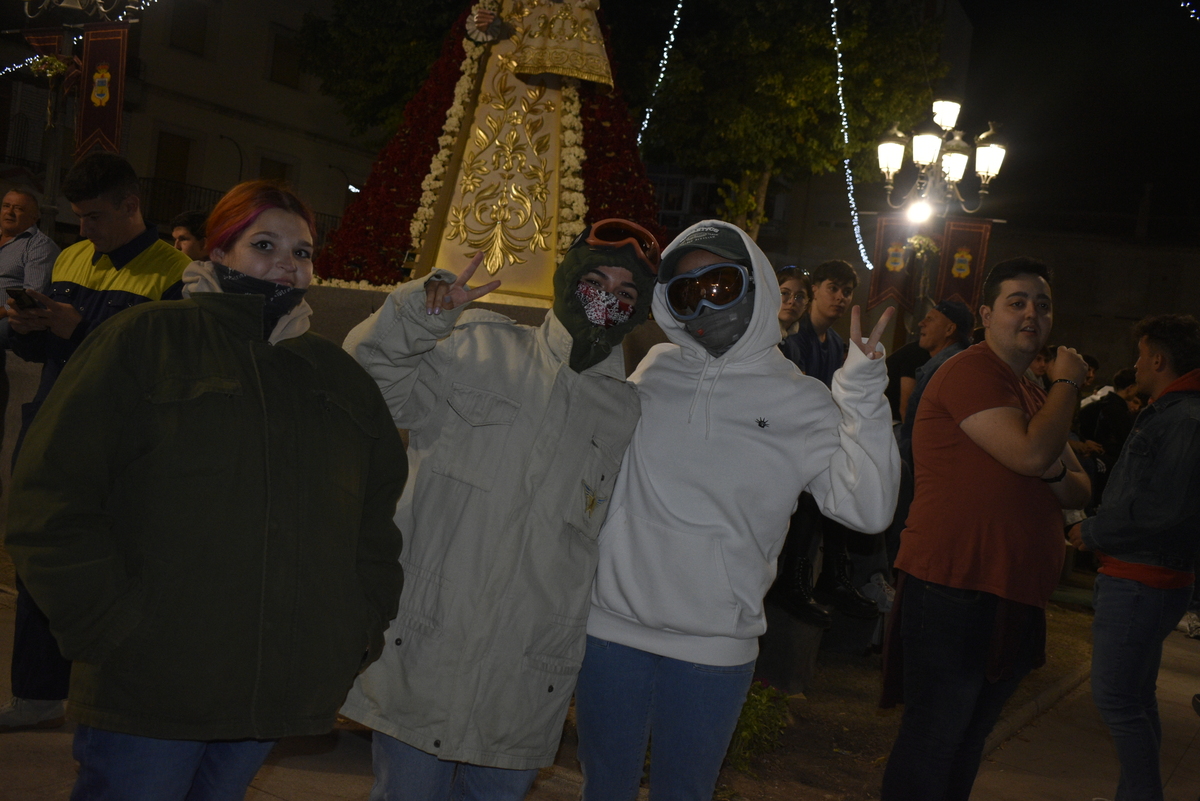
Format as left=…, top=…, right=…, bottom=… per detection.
left=685, top=353, right=729, bottom=440
left=687, top=353, right=712, bottom=425
left=704, top=359, right=729, bottom=439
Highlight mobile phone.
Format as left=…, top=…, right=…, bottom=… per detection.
left=5, top=287, right=42, bottom=310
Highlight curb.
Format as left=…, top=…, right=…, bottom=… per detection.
left=983, top=662, right=1091, bottom=756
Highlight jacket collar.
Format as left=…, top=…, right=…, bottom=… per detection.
left=91, top=225, right=160, bottom=268
left=1155, top=368, right=1200, bottom=403
left=181, top=260, right=312, bottom=344
left=542, top=310, right=625, bottom=380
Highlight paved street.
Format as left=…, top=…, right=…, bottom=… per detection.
left=972, top=630, right=1200, bottom=801
left=4, top=578, right=1199, bottom=801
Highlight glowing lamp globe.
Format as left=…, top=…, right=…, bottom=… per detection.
left=940, top=130, right=972, bottom=183
left=911, top=117, right=944, bottom=168
left=974, top=123, right=1007, bottom=182
left=932, top=99, right=961, bottom=131
left=877, top=123, right=908, bottom=180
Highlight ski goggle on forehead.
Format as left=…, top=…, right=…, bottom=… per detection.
left=572, top=219, right=661, bottom=275
left=665, top=261, right=751, bottom=321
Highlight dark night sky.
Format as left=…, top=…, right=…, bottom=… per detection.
left=953, top=0, right=1200, bottom=238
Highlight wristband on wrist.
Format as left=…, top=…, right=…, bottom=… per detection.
left=1052, top=377, right=1080, bottom=393
left=1042, top=460, right=1068, bottom=483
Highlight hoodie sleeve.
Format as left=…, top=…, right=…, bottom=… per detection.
left=805, top=343, right=901, bottom=534
left=343, top=270, right=468, bottom=429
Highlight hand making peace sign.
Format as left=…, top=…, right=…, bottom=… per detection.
left=849, top=305, right=895, bottom=360
left=424, top=252, right=502, bottom=314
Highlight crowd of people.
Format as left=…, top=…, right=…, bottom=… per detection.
left=1, top=149, right=1198, bottom=801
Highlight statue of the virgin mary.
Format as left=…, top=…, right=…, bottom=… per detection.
left=425, top=1, right=613, bottom=299
left=317, top=2, right=661, bottom=303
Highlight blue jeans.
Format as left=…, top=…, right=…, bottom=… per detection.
left=574, top=636, right=755, bottom=801
left=1091, top=574, right=1192, bottom=801
left=368, top=731, right=538, bottom=801
left=881, top=579, right=1037, bottom=801
left=71, top=724, right=276, bottom=801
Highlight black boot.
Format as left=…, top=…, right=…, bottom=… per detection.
left=767, top=553, right=832, bottom=629
left=812, top=547, right=879, bottom=619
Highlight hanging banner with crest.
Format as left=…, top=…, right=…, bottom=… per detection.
left=933, top=219, right=992, bottom=311
left=75, top=22, right=129, bottom=159
left=22, top=28, right=64, bottom=58
left=867, top=214, right=919, bottom=312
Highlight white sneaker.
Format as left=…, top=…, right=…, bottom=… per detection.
left=1176, top=611, right=1200, bottom=639
left=860, top=572, right=895, bottom=614
left=0, top=697, right=66, bottom=732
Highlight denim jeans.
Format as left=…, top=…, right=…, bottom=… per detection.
left=574, top=636, right=755, bottom=801
left=1091, top=574, right=1192, bottom=801
left=71, top=724, right=276, bottom=801
left=368, top=731, right=538, bottom=801
left=881, top=579, right=1037, bottom=801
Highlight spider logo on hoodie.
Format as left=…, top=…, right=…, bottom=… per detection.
left=756, top=418, right=769, bottom=428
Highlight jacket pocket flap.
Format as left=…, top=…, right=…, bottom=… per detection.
left=447, top=382, right=521, bottom=427
left=590, top=435, right=622, bottom=467
left=147, top=377, right=243, bottom=403
left=315, top=390, right=383, bottom=439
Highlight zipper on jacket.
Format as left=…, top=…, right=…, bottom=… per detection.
left=248, top=344, right=272, bottom=737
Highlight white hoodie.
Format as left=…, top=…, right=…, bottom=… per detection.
left=586, top=220, right=900, bottom=666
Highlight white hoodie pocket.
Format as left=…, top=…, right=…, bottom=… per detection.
left=594, top=506, right=741, bottom=637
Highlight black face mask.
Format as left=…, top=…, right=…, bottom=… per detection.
left=213, top=263, right=307, bottom=340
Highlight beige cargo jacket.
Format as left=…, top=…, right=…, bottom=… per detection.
left=340, top=272, right=640, bottom=769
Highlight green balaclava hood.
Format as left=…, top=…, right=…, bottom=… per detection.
left=552, top=240, right=656, bottom=373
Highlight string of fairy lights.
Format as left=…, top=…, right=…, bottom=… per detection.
left=117, top=0, right=159, bottom=21
left=0, top=55, right=39, bottom=77
left=638, top=0, right=874, bottom=268
left=638, top=0, right=685, bottom=146
left=1184, top=0, right=1200, bottom=21
left=829, top=0, right=875, bottom=270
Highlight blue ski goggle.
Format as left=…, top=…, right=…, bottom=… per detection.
left=665, top=261, right=750, bottom=321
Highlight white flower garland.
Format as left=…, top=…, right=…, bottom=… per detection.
left=408, top=5, right=495, bottom=253
left=557, top=77, right=587, bottom=258
left=311, top=276, right=402, bottom=293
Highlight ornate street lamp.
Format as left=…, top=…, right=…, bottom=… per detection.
left=878, top=99, right=1007, bottom=222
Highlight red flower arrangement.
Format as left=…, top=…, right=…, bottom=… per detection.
left=316, top=4, right=665, bottom=284
left=581, top=10, right=667, bottom=249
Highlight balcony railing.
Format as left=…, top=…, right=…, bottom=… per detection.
left=138, top=178, right=226, bottom=229
left=138, top=178, right=342, bottom=247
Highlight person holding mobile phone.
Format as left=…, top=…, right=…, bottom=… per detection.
left=1, top=155, right=188, bottom=735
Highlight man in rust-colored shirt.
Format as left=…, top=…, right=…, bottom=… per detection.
left=881, top=257, right=1091, bottom=801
